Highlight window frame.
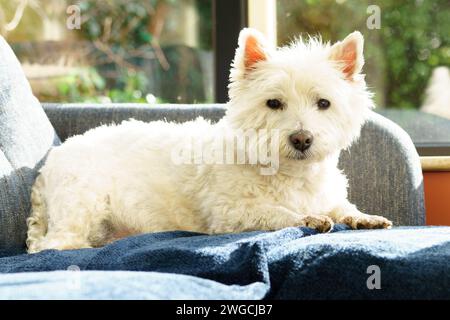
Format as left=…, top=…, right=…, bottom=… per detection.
left=212, top=0, right=248, bottom=103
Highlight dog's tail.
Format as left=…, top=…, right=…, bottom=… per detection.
left=26, top=174, right=48, bottom=253
left=421, top=66, right=450, bottom=119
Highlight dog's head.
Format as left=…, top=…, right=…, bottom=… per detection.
left=226, top=28, right=373, bottom=164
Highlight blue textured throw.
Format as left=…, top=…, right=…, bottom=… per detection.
left=0, top=225, right=450, bottom=299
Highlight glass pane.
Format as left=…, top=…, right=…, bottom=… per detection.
left=378, top=109, right=450, bottom=156
left=277, top=0, right=449, bottom=110
left=0, top=0, right=213, bottom=103
left=277, top=0, right=450, bottom=155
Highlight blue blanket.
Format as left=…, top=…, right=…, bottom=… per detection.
left=1, top=225, right=450, bottom=299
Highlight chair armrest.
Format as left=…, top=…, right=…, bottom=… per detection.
left=339, top=112, right=425, bottom=226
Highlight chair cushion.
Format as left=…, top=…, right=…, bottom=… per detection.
left=0, top=36, right=60, bottom=255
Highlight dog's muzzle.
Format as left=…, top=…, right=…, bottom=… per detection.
left=289, top=130, right=313, bottom=152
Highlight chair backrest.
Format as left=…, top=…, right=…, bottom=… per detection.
left=339, top=111, right=424, bottom=226
left=44, top=103, right=425, bottom=226
left=0, top=37, right=60, bottom=255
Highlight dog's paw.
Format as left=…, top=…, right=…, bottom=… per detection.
left=339, top=214, right=392, bottom=230
left=298, top=215, right=334, bottom=233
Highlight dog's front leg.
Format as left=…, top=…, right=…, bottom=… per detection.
left=327, top=201, right=392, bottom=229
left=208, top=204, right=333, bottom=233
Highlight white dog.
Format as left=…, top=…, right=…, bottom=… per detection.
left=27, top=29, right=392, bottom=253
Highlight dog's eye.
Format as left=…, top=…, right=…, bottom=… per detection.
left=317, top=99, right=331, bottom=110
left=266, top=99, right=283, bottom=110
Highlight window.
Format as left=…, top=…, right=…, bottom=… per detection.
left=277, top=0, right=450, bottom=156
left=0, top=0, right=214, bottom=104
left=2, top=0, right=449, bottom=156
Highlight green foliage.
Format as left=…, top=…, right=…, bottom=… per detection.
left=69, top=0, right=158, bottom=103
left=2, top=0, right=212, bottom=103
left=106, top=70, right=151, bottom=103
left=80, top=0, right=156, bottom=47
left=277, top=0, right=450, bottom=109
left=55, top=67, right=165, bottom=103
left=56, top=68, right=106, bottom=102
left=196, top=0, right=213, bottom=50
left=58, top=0, right=211, bottom=104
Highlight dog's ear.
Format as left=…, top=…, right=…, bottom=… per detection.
left=233, top=28, right=271, bottom=74
left=329, top=31, right=364, bottom=80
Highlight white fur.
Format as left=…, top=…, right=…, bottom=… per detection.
left=26, top=29, right=392, bottom=253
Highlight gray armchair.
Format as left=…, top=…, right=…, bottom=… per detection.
left=0, top=35, right=434, bottom=299
left=43, top=103, right=425, bottom=227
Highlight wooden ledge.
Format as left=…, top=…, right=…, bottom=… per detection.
left=421, top=156, right=450, bottom=172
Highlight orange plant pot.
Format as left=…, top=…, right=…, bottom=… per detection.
left=424, top=171, right=450, bottom=226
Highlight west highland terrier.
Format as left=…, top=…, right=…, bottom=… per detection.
left=27, top=28, right=392, bottom=253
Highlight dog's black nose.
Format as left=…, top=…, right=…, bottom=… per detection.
left=289, top=130, right=313, bottom=152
